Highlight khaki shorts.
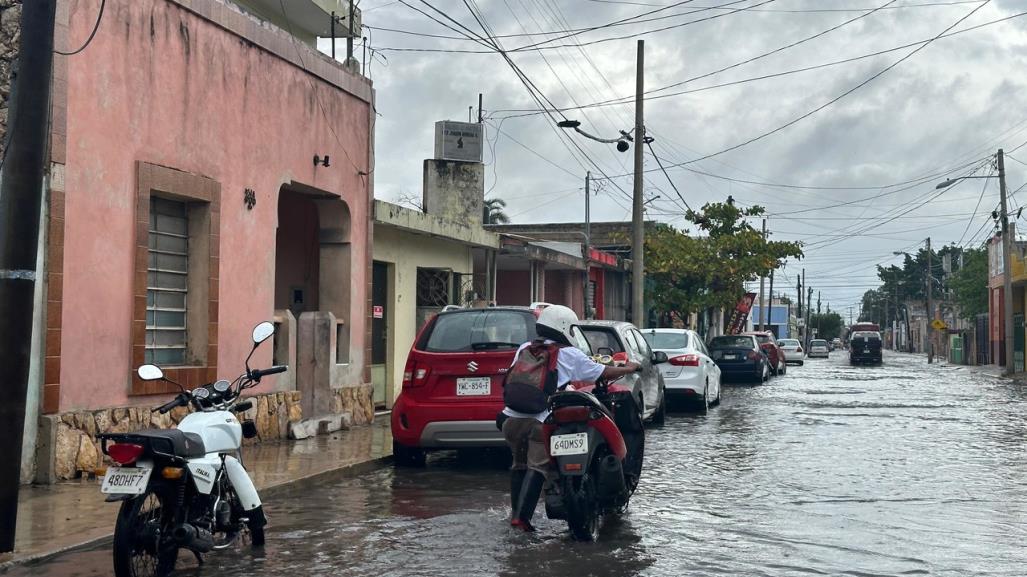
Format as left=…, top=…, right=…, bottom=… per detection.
left=502, top=416, right=550, bottom=475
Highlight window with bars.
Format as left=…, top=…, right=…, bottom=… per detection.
left=147, top=197, right=189, bottom=365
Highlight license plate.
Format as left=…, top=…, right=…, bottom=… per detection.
left=864, top=349, right=869, bottom=353
left=723, top=354, right=737, bottom=360
left=550, top=433, right=588, bottom=456
left=101, top=466, right=152, bottom=495
left=456, top=377, right=491, bottom=396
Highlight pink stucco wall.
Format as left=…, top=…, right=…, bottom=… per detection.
left=59, top=0, right=372, bottom=410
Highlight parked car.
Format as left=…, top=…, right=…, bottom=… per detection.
left=849, top=331, right=883, bottom=365
left=742, top=331, right=786, bottom=375
left=391, top=307, right=541, bottom=466
left=776, top=339, right=805, bottom=365
left=808, top=339, right=830, bottom=358
left=577, top=320, right=668, bottom=424
left=640, top=328, right=722, bottom=411
left=708, top=334, right=770, bottom=383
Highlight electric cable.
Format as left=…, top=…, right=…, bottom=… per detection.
left=56, top=0, right=105, bottom=56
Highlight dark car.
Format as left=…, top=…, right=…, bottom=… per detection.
left=741, top=331, right=786, bottom=376
left=849, top=331, right=883, bottom=365
left=708, top=334, right=770, bottom=383
left=576, top=320, right=669, bottom=424
left=390, top=307, right=539, bottom=466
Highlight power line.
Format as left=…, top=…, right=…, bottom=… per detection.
left=628, top=0, right=995, bottom=170
left=56, top=0, right=105, bottom=56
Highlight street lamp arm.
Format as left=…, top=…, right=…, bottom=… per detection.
left=935, top=175, right=995, bottom=189
left=571, top=125, right=625, bottom=144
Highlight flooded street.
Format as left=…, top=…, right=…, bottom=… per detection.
left=9, top=352, right=1027, bottom=576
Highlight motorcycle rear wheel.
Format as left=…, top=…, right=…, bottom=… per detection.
left=562, top=457, right=602, bottom=541
left=112, top=490, right=177, bottom=577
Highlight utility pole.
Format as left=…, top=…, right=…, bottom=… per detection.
left=478, top=93, right=484, bottom=124
left=926, top=236, right=934, bottom=364
left=631, top=39, right=646, bottom=328
left=797, top=274, right=803, bottom=341
left=807, top=286, right=814, bottom=344
left=759, top=219, right=767, bottom=331
left=998, top=149, right=1015, bottom=375
left=767, top=268, right=775, bottom=335
left=0, top=0, right=56, bottom=553
left=346, top=0, right=355, bottom=62
left=583, top=171, right=591, bottom=319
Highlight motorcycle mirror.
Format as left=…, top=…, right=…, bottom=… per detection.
left=252, top=321, right=275, bottom=345
left=137, top=364, right=164, bottom=381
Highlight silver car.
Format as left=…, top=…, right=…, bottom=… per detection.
left=577, top=321, right=669, bottom=424
left=808, top=339, right=831, bottom=358
left=776, top=338, right=805, bottom=365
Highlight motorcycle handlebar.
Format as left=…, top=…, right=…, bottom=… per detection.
left=156, top=395, right=185, bottom=414
left=250, top=365, right=288, bottom=379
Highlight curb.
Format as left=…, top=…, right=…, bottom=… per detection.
left=0, top=454, right=393, bottom=571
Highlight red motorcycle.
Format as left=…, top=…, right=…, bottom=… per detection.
left=543, top=353, right=645, bottom=541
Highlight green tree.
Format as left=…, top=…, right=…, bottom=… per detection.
left=644, top=202, right=803, bottom=320
left=808, top=312, right=844, bottom=340
left=948, top=247, right=987, bottom=319
left=483, top=198, right=510, bottom=224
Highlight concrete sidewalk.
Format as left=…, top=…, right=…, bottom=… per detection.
left=1, top=417, right=393, bottom=568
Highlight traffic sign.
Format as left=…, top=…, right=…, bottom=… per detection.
left=931, top=319, right=947, bottom=330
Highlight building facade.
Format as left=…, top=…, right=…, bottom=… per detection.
left=22, top=0, right=375, bottom=482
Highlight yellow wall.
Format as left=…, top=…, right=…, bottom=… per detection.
left=372, top=226, right=475, bottom=405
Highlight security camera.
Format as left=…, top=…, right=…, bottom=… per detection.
left=616, top=140, right=630, bottom=153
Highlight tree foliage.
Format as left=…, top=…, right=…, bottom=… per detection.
left=808, top=312, right=844, bottom=340
left=948, top=247, right=987, bottom=319
left=483, top=198, right=510, bottom=224
left=645, top=202, right=803, bottom=317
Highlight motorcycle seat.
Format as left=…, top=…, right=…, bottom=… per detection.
left=549, top=390, right=613, bottom=418
left=103, top=429, right=207, bottom=459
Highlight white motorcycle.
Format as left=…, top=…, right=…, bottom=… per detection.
left=98, top=321, right=286, bottom=577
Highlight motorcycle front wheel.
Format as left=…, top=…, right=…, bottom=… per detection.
left=562, top=456, right=602, bottom=541
left=112, top=490, right=177, bottom=577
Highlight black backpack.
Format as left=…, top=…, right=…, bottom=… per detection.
left=502, top=339, right=563, bottom=413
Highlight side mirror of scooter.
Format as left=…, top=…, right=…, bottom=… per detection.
left=137, top=364, right=164, bottom=381
left=252, top=321, right=275, bottom=345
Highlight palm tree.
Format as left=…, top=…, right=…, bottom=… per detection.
left=483, top=198, right=510, bottom=224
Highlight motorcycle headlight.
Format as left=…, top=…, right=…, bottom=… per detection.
left=213, top=379, right=231, bottom=393
left=192, top=387, right=211, bottom=400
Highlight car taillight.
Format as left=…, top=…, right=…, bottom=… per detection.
left=107, top=443, right=144, bottom=466
left=402, top=359, right=430, bottom=388
left=553, top=406, right=591, bottom=424
left=669, top=354, right=700, bottom=366
left=748, top=350, right=762, bottom=361
left=797, top=347, right=803, bottom=353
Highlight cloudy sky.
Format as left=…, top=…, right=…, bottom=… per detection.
left=340, top=0, right=1027, bottom=316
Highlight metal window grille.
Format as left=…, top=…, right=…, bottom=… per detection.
left=146, top=197, right=189, bottom=365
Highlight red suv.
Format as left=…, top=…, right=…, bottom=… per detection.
left=391, top=307, right=537, bottom=466
left=741, top=331, right=786, bottom=376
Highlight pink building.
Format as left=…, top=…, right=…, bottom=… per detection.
left=26, top=0, right=374, bottom=482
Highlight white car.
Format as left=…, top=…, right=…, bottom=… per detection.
left=807, top=339, right=830, bottom=358
left=640, top=328, right=721, bottom=411
left=776, top=339, right=805, bottom=365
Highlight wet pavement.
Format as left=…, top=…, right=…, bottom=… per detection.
left=7, top=352, right=1027, bottom=576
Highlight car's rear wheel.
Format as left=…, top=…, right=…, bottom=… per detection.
left=698, top=385, right=709, bottom=414
left=392, top=441, right=426, bottom=467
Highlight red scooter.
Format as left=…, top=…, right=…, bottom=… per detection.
left=543, top=353, right=645, bottom=541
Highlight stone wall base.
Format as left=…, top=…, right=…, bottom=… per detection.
left=44, top=391, right=302, bottom=481
left=331, top=383, right=375, bottom=425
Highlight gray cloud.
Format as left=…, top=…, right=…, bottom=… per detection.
left=356, top=0, right=1027, bottom=312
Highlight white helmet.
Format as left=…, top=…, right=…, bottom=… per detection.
left=536, top=304, right=579, bottom=346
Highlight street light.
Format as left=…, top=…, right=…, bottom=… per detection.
left=557, top=119, right=631, bottom=150
left=937, top=149, right=1012, bottom=374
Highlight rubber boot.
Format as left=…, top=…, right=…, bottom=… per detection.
left=509, top=469, right=527, bottom=520
left=511, top=470, right=545, bottom=532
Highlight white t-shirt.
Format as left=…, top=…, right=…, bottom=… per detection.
left=502, top=340, right=606, bottom=422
